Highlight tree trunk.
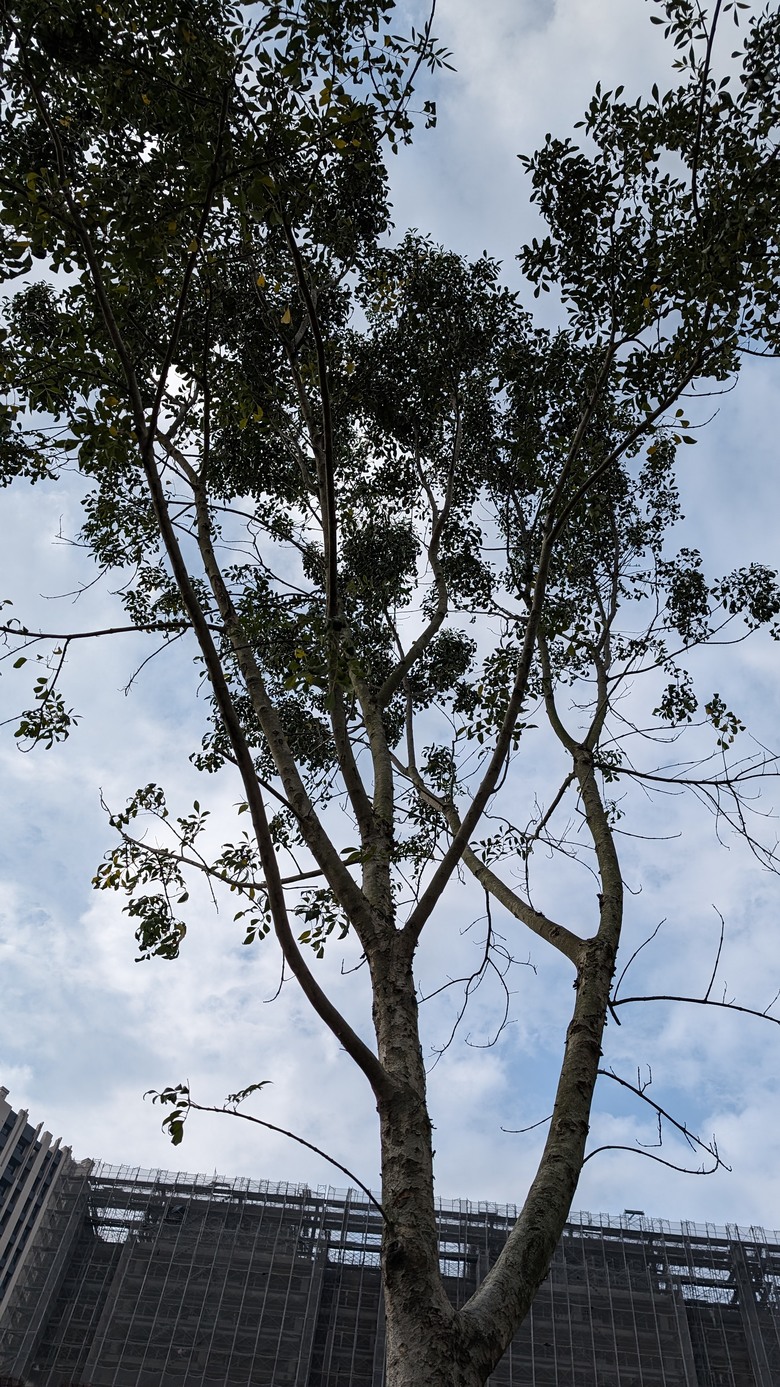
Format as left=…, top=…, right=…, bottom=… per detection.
left=368, top=932, right=476, bottom=1387
left=384, top=1320, right=490, bottom=1387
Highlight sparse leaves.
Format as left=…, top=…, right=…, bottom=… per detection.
left=296, top=887, right=350, bottom=957
left=704, top=692, right=745, bottom=748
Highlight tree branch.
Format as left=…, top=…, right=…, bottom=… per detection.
left=0, top=621, right=197, bottom=644
left=24, top=61, right=391, bottom=1101
left=189, top=480, right=384, bottom=936
left=403, top=336, right=623, bottom=949
left=377, top=417, right=458, bottom=709
left=585, top=1067, right=729, bottom=1176
left=149, top=1085, right=388, bottom=1220
left=281, top=218, right=338, bottom=622
left=611, top=993, right=780, bottom=1027
left=690, top=0, right=724, bottom=223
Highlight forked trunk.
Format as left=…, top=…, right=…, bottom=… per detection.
left=384, top=1317, right=489, bottom=1387
left=371, top=934, right=496, bottom=1387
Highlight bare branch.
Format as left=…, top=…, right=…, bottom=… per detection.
left=501, top=1114, right=553, bottom=1136
left=586, top=1067, right=730, bottom=1177
left=583, top=1143, right=722, bottom=1175
left=0, top=620, right=197, bottom=646
left=613, top=920, right=666, bottom=1003
left=611, top=993, right=780, bottom=1027
left=528, top=772, right=576, bottom=846
left=423, top=894, right=533, bottom=1067
left=149, top=1087, right=388, bottom=1221
left=704, top=906, right=725, bottom=1003
left=122, top=628, right=189, bottom=695
left=690, top=0, right=724, bottom=222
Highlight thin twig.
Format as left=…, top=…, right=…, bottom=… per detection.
left=501, top=1113, right=553, bottom=1136
left=704, top=906, right=726, bottom=1003
left=613, top=920, right=665, bottom=1002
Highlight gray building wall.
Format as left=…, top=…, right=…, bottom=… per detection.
left=1, top=1095, right=779, bottom=1386
left=0, top=1089, right=91, bottom=1381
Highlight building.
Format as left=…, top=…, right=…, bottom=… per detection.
left=1, top=1093, right=779, bottom=1386
left=0, top=1088, right=91, bottom=1381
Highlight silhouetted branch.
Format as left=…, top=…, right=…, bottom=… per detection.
left=690, top=0, right=724, bottom=222
left=122, top=628, right=189, bottom=694
left=611, top=906, right=780, bottom=1027
left=501, top=1113, right=553, bottom=1136
left=421, top=893, right=535, bottom=1067
left=585, top=1067, right=730, bottom=1176
left=704, top=906, right=725, bottom=1003
left=0, top=620, right=195, bottom=646
left=612, top=993, right=780, bottom=1027
left=613, top=920, right=666, bottom=1003
left=146, top=1083, right=387, bottom=1221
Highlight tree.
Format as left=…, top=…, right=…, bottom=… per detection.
left=2, top=0, right=780, bottom=1383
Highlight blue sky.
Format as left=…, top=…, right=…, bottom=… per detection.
left=1, top=0, right=779, bottom=1232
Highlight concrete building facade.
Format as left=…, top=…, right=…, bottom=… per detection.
left=0, top=1088, right=91, bottom=1382
left=1, top=1093, right=779, bottom=1386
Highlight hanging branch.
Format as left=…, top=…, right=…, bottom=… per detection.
left=146, top=1083, right=388, bottom=1222
left=585, top=1066, right=730, bottom=1177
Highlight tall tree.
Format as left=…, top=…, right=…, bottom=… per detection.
left=2, top=1, right=780, bottom=1383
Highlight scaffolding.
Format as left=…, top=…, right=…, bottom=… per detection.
left=1, top=1164, right=779, bottom=1386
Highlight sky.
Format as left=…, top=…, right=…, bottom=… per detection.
left=2, top=0, right=780, bottom=1235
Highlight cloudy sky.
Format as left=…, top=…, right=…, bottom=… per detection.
left=2, top=0, right=779, bottom=1235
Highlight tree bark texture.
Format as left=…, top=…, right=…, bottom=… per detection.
left=370, top=742, right=624, bottom=1387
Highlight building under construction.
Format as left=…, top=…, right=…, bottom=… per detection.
left=1, top=1094, right=779, bottom=1385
